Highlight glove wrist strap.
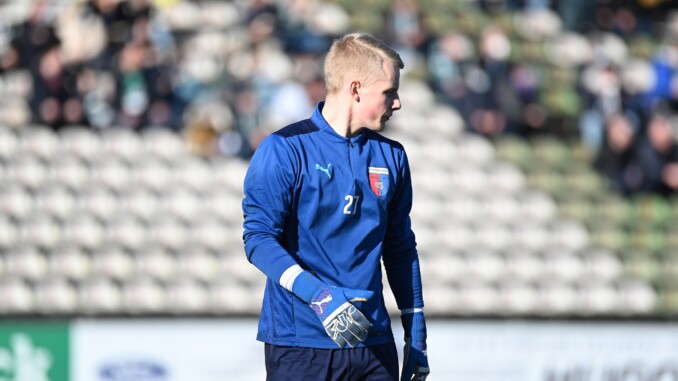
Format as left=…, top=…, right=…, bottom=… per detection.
left=288, top=269, right=325, bottom=303
left=400, top=307, right=424, bottom=315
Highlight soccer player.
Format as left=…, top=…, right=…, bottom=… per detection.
left=242, top=32, right=429, bottom=381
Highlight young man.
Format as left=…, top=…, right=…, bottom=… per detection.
left=242, top=33, right=430, bottom=381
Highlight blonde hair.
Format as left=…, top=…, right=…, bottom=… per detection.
left=323, top=33, right=404, bottom=95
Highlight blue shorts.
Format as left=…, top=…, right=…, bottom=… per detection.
left=264, top=342, right=399, bottom=381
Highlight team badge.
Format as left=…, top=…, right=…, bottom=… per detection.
left=368, top=167, right=389, bottom=196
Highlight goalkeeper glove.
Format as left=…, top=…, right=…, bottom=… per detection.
left=401, top=310, right=429, bottom=381
left=287, top=269, right=374, bottom=348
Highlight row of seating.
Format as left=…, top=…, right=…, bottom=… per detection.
left=0, top=79, right=663, bottom=316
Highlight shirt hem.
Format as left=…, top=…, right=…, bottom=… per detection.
left=256, top=334, right=394, bottom=349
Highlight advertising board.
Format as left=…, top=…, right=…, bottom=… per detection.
left=0, top=321, right=70, bottom=381
left=71, top=319, right=265, bottom=381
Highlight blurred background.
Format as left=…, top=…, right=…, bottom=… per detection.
left=2, top=0, right=678, bottom=379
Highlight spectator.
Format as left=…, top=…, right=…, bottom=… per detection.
left=625, top=111, right=678, bottom=196
left=593, top=112, right=638, bottom=195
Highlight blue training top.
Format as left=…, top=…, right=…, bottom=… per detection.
left=242, top=102, right=424, bottom=349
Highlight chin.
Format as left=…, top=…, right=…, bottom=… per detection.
left=373, top=123, right=386, bottom=133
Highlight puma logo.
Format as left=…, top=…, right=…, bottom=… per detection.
left=315, top=163, right=332, bottom=179
left=310, top=294, right=333, bottom=315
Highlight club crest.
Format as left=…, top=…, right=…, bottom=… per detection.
left=368, top=167, right=389, bottom=196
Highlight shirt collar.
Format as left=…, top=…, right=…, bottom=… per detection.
left=311, top=101, right=366, bottom=145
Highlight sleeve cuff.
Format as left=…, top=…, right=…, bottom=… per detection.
left=279, top=264, right=305, bottom=292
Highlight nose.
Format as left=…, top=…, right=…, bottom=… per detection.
left=392, top=95, right=401, bottom=111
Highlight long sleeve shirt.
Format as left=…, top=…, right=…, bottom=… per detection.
left=242, top=102, right=424, bottom=348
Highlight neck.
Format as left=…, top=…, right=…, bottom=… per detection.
left=321, top=96, right=361, bottom=138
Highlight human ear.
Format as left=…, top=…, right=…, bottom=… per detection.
left=350, top=81, right=360, bottom=101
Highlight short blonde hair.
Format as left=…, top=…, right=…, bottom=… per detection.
left=323, top=33, right=404, bottom=95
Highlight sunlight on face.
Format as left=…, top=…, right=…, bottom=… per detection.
left=358, top=61, right=401, bottom=133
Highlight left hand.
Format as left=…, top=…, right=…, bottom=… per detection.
left=401, top=311, right=429, bottom=381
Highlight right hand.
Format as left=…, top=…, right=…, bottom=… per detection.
left=309, top=286, right=374, bottom=348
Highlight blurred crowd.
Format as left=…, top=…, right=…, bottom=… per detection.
left=2, top=0, right=678, bottom=196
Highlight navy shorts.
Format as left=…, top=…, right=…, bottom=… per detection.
left=264, top=342, right=399, bottom=381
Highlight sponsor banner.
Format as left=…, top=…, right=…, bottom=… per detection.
left=71, top=319, right=265, bottom=381
left=423, top=320, right=678, bottom=381
left=70, top=318, right=678, bottom=380
left=0, top=321, right=70, bottom=381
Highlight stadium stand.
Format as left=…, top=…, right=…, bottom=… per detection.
left=0, top=0, right=677, bottom=318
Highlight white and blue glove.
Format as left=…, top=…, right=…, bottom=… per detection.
left=281, top=266, right=374, bottom=348
left=401, top=310, right=429, bottom=381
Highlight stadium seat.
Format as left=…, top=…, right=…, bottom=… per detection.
left=162, top=185, right=205, bottom=224
left=442, top=193, right=481, bottom=224
left=462, top=249, right=505, bottom=282
left=122, top=277, right=167, bottom=314
left=34, top=277, right=79, bottom=315
left=78, top=277, right=123, bottom=314
left=90, top=245, right=135, bottom=281
left=34, top=185, right=77, bottom=221
left=218, top=253, right=264, bottom=285
left=456, top=281, right=499, bottom=315
left=100, top=127, right=145, bottom=162
left=511, top=220, right=551, bottom=252
left=58, top=127, right=103, bottom=162
left=119, top=186, right=162, bottom=223
left=176, top=250, right=219, bottom=282
left=503, top=250, right=543, bottom=283
left=17, top=214, right=62, bottom=250
left=90, top=157, right=132, bottom=191
left=498, top=281, right=539, bottom=315
left=578, top=280, right=620, bottom=314
left=6, top=153, right=48, bottom=190
left=616, top=279, right=657, bottom=314
left=473, top=222, right=513, bottom=252
left=480, top=193, right=521, bottom=223
left=166, top=277, right=210, bottom=314
left=516, top=191, right=558, bottom=222
left=62, top=214, right=106, bottom=250
left=173, top=156, right=214, bottom=191
left=207, top=279, right=259, bottom=314
left=423, top=285, right=461, bottom=316
left=580, top=248, right=623, bottom=281
left=134, top=246, right=178, bottom=281
left=541, top=248, right=584, bottom=282
left=0, top=184, right=34, bottom=220
left=485, top=162, right=526, bottom=195
left=132, top=157, right=174, bottom=191
left=4, top=245, right=48, bottom=281
left=536, top=281, right=579, bottom=315
left=0, top=215, right=17, bottom=249
left=106, top=215, right=148, bottom=251
left=17, top=126, right=60, bottom=159
left=549, top=219, right=590, bottom=251
left=48, top=244, right=92, bottom=281
left=187, top=216, right=234, bottom=252
left=141, top=127, right=189, bottom=161
left=48, top=154, right=90, bottom=190
left=0, top=126, right=18, bottom=161
left=0, top=277, right=35, bottom=314
left=78, top=185, right=120, bottom=221
left=209, top=157, right=248, bottom=195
